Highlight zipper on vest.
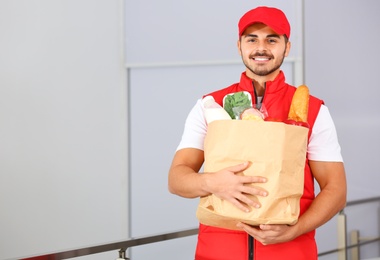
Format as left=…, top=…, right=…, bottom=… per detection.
left=252, top=82, right=266, bottom=109
left=248, top=235, right=254, bottom=260
left=262, top=82, right=266, bottom=105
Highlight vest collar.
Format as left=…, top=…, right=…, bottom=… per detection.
left=238, top=71, right=287, bottom=94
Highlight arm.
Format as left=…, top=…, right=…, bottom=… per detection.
left=168, top=148, right=268, bottom=212
left=237, top=160, right=347, bottom=244
left=293, top=161, right=347, bottom=235
left=168, top=148, right=206, bottom=198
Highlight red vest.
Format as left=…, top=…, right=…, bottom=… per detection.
left=196, top=71, right=323, bottom=260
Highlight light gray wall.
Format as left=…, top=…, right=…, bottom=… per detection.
left=1, top=0, right=379, bottom=260
left=305, top=0, right=380, bottom=199
left=0, top=1, right=128, bottom=259
left=305, top=1, right=380, bottom=259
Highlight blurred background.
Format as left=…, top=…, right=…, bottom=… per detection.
left=1, top=0, right=379, bottom=259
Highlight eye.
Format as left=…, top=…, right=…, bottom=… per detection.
left=246, top=37, right=257, bottom=43
left=268, top=38, right=278, bottom=44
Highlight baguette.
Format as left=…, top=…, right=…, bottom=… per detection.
left=288, top=85, right=309, bottom=122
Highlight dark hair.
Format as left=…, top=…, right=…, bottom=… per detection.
left=284, top=35, right=289, bottom=44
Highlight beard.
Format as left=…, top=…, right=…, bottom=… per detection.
left=242, top=50, right=286, bottom=77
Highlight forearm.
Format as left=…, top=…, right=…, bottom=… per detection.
left=168, top=164, right=209, bottom=198
left=293, top=182, right=346, bottom=237
left=293, top=161, right=347, bottom=238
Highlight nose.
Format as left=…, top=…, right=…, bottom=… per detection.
left=255, top=40, right=268, bottom=52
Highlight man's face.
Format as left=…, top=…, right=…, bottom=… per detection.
left=237, top=23, right=291, bottom=80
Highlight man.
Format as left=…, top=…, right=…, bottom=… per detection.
left=168, top=6, right=346, bottom=260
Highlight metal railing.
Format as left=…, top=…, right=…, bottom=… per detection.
left=317, top=196, right=380, bottom=259
left=337, top=196, right=380, bottom=260
left=21, top=228, right=199, bottom=260
left=20, top=196, right=380, bottom=260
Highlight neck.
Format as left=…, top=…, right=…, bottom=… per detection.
left=252, top=79, right=265, bottom=96
left=246, top=70, right=281, bottom=96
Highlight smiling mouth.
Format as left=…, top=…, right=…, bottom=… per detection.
left=253, top=57, right=271, bottom=61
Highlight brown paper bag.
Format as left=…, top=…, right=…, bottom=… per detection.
left=196, top=120, right=308, bottom=230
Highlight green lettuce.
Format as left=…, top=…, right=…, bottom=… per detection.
left=223, top=92, right=251, bottom=119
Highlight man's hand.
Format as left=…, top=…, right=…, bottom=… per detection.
left=168, top=149, right=270, bottom=212
left=204, top=162, right=268, bottom=212
left=236, top=222, right=297, bottom=245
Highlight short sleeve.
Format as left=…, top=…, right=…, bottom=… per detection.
left=308, top=105, right=343, bottom=162
left=176, top=99, right=207, bottom=151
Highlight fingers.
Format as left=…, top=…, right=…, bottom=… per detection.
left=229, top=162, right=268, bottom=211
left=236, top=222, right=253, bottom=231
left=240, top=184, right=268, bottom=197
left=236, top=223, right=293, bottom=245
left=234, top=192, right=261, bottom=211
left=227, top=161, right=250, bottom=173
left=228, top=162, right=267, bottom=183
left=259, top=224, right=271, bottom=230
left=242, top=175, right=267, bottom=184
left=213, top=162, right=269, bottom=212
left=230, top=198, right=253, bottom=212
left=231, top=185, right=268, bottom=211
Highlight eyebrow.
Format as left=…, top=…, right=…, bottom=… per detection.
left=244, top=34, right=281, bottom=39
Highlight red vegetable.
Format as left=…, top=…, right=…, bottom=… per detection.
left=284, top=119, right=310, bottom=128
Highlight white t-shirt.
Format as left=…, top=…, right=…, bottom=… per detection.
left=177, top=99, right=343, bottom=162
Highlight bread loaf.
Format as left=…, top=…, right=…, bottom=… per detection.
left=288, top=85, right=309, bottom=122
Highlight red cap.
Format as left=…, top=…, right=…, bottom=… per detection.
left=238, top=6, right=290, bottom=39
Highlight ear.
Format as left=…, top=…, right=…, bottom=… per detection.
left=237, top=39, right=242, bottom=56
left=284, top=41, right=291, bottom=57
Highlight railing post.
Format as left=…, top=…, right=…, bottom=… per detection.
left=116, top=248, right=129, bottom=260
left=337, top=210, right=347, bottom=260
left=350, top=230, right=360, bottom=260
